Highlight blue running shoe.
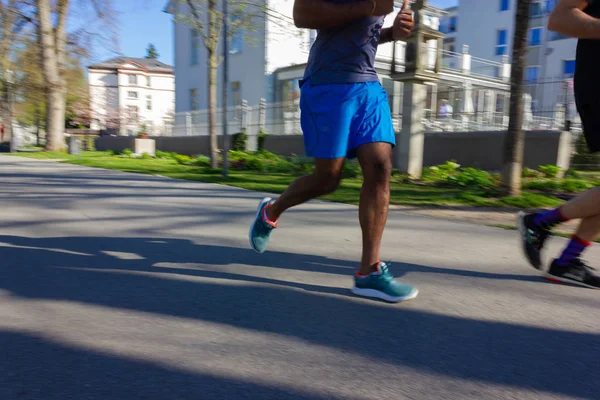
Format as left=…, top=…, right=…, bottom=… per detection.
left=351, top=262, right=418, bottom=303
left=249, top=197, right=277, bottom=253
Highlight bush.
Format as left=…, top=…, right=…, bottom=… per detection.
left=446, top=167, right=494, bottom=189
left=231, top=131, right=248, bottom=152
left=538, top=165, right=562, bottom=179
left=500, top=192, right=563, bottom=209
left=173, top=154, right=192, bottom=165
left=257, top=131, right=268, bottom=151
left=522, top=167, right=543, bottom=178
left=268, top=159, right=295, bottom=173
left=565, top=169, right=582, bottom=179
left=523, top=179, right=560, bottom=192
left=140, top=152, right=152, bottom=160
left=155, top=150, right=174, bottom=159
left=194, top=155, right=211, bottom=167
left=560, top=178, right=594, bottom=193
left=421, top=160, right=460, bottom=183
left=291, top=156, right=314, bottom=175
left=523, top=178, right=594, bottom=194
left=342, top=162, right=362, bottom=179
left=245, top=156, right=266, bottom=171
left=121, top=149, right=133, bottom=157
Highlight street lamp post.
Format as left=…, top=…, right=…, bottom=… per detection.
left=222, top=0, right=230, bottom=177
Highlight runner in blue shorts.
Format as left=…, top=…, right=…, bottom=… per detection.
left=249, top=0, right=418, bottom=302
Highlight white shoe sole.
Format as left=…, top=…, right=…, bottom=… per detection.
left=350, top=287, right=419, bottom=303
left=249, top=197, right=272, bottom=253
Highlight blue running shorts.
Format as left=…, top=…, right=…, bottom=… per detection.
left=299, top=79, right=396, bottom=159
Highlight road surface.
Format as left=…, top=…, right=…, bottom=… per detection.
left=0, top=155, right=598, bottom=400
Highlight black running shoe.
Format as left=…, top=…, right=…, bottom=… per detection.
left=546, top=258, right=600, bottom=289
left=517, top=211, right=552, bottom=270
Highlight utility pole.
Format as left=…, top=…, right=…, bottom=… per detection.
left=222, top=0, right=230, bottom=177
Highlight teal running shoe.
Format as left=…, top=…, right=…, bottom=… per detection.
left=351, top=262, right=418, bottom=303
left=249, top=197, right=277, bottom=253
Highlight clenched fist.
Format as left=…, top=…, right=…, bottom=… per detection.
left=392, top=0, right=414, bottom=40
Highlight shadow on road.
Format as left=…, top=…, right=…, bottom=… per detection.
left=0, top=235, right=598, bottom=399
left=0, top=330, right=331, bottom=400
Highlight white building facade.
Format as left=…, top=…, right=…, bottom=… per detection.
left=450, top=0, right=577, bottom=117
left=88, top=57, right=175, bottom=136
left=165, top=0, right=316, bottom=113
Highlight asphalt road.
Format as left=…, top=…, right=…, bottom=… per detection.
left=0, top=155, right=598, bottom=400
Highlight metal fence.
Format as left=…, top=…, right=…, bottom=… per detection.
left=168, top=76, right=582, bottom=138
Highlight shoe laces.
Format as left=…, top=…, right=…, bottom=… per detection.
left=378, top=262, right=395, bottom=281
left=528, top=226, right=551, bottom=250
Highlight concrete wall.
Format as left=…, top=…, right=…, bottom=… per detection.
left=420, top=130, right=572, bottom=171
left=95, top=130, right=573, bottom=171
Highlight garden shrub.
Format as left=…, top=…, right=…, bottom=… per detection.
left=173, top=154, right=192, bottom=165
left=522, top=168, right=543, bottom=178
left=257, top=131, right=268, bottom=151
left=538, top=165, right=562, bottom=179
left=194, top=155, right=211, bottom=167
left=446, top=167, right=494, bottom=189
left=231, top=131, right=248, bottom=152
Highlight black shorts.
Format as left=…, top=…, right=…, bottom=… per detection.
left=575, top=86, right=600, bottom=153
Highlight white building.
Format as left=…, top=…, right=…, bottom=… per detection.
left=88, top=57, right=175, bottom=136
left=449, top=0, right=577, bottom=117
left=164, top=0, right=316, bottom=113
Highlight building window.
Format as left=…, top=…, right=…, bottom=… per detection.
left=128, top=74, right=137, bottom=85
left=229, top=15, right=243, bottom=54
left=191, top=29, right=199, bottom=65
left=563, top=59, right=576, bottom=76
left=496, top=29, right=508, bottom=56
left=146, top=76, right=151, bottom=87
left=530, top=1, right=544, bottom=16
left=146, top=95, right=152, bottom=111
left=526, top=66, right=540, bottom=83
left=529, top=27, right=542, bottom=46
left=127, top=106, right=139, bottom=123
left=500, top=0, right=510, bottom=11
left=449, top=16, right=457, bottom=32
left=128, top=91, right=138, bottom=99
left=190, top=88, right=198, bottom=111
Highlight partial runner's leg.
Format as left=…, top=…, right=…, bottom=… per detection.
left=518, top=187, right=600, bottom=269
left=356, top=142, right=392, bottom=275
left=266, top=158, right=345, bottom=222
left=348, top=82, right=418, bottom=303
left=249, top=78, right=353, bottom=254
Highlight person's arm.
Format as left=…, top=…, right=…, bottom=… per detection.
left=548, top=0, right=600, bottom=39
left=293, top=0, right=393, bottom=30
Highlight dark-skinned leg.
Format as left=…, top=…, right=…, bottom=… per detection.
left=266, top=158, right=345, bottom=222
left=355, top=142, right=393, bottom=276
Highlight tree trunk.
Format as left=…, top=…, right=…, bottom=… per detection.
left=47, top=87, right=67, bottom=151
left=501, top=0, right=531, bottom=197
left=208, top=50, right=219, bottom=168
left=1, top=92, right=12, bottom=144
left=36, top=0, right=69, bottom=152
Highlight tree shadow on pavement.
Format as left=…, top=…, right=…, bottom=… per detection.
left=0, top=330, right=332, bottom=400
left=0, top=235, right=598, bottom=399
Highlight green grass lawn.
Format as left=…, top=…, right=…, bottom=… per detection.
left=8, top=151, right=566, bottom=209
